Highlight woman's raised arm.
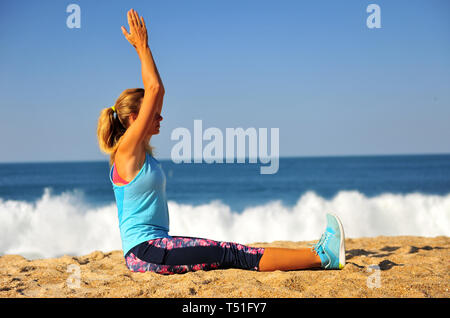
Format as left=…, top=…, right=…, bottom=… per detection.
left=122, top=9, right=164, bottom=89
left=119, top=9, right=164, bottom=156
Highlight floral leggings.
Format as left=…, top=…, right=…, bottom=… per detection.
left=125, top=236, right=265, bottom=275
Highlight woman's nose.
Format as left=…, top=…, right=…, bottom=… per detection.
left=158, top=115, right=163, bottom=122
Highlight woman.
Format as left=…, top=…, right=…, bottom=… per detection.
left=97, top=9, right=346, bottom=274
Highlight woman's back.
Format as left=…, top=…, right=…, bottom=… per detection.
left=110, top=152, right=170, bottom=257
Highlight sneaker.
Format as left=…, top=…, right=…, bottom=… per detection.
left=312, top=213, right=346, bottom=269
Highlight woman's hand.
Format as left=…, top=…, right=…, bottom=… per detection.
left=121, top=9, right=148, bottom=53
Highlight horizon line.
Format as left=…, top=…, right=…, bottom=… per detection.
left=1, top=152, right=449, bottom=165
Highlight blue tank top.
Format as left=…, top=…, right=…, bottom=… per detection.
left=109, top=153, right=170, bottom=256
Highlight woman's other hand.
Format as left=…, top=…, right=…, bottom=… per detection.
left=121, top=9, right=148, bottom=53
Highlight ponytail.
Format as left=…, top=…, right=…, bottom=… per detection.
left=97, top=107, right=126, bottom=166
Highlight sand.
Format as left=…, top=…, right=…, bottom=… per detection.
left=0, top=236, right=448, bottom=298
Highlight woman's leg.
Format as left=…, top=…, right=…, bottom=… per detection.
left=126, top=237, right=322, bottom=274
left=126, top=236, right=265, bottom=274
left=259, top=213, right=347, bottom=271
left=258, top=247, right=322, bottom=271
left=163, top=236, right=266, bottom=271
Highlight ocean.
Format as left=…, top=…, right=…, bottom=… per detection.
left=1, top=154, right=449, bottom=259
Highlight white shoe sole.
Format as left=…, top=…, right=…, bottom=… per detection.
left=329, top=212, right=346, bottom=269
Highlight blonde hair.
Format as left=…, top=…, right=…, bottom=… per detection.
left=97, top=88, right=153, bottom=166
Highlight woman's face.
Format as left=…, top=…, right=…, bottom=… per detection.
left=127, top=110, right=163, bottom=139
left=146, top=111, right=163, bottom=136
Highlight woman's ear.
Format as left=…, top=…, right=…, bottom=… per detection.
left=128, top=113, right=138, bottom=125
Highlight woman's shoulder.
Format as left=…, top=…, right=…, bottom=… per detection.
left=114, top=146, right=148, bottom=182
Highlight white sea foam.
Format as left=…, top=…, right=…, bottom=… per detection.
left=0, top=188, right=449, bottom=259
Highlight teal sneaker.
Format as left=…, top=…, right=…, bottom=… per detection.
left=312, top=213, right=346, bottom=270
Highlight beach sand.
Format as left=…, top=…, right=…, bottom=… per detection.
left=0, top=236, right=448, bottom=298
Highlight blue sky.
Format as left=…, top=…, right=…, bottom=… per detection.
left=0, top=0, right=449, bottom=163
